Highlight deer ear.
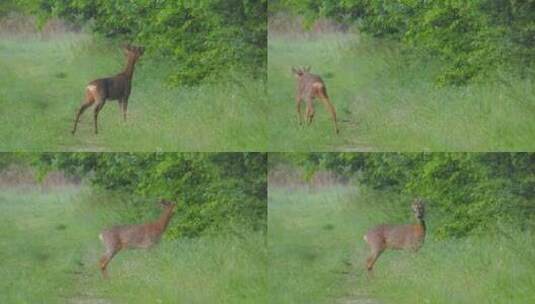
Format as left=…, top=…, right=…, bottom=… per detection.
left=304, top=66, right=311, bottom=72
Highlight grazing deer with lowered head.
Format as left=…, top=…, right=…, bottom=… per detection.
left=363, top=199, right=426, bottom=272
left=98, top=200, right=175, bottom=278
left=292, top=66, right=339, bottom=134
left=72, top=44, right=144, bottom=135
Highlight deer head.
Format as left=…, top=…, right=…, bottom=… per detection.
left=123, top=44, right=145, bottom=61
left=411, top=198, right=426, bottom=220
left=158, top=199, right=176, bottom=211
left=291, top=66, right=311, bottom=77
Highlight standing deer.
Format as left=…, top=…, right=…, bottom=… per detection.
left=292, top=66, right=339, bottom=134
left=98, top=200, right=175, bottom=278
left=363, top=199, right=426, bottom=272
left=71, top=44, right=144, bottom=135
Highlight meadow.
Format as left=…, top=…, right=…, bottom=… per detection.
left=267, top=30, right=535, bottom=151
left=0, top=31, right=267, bottom=151
left=0, top=186, right=267, bottom=303
left=268, top=185, right=535, bottom=304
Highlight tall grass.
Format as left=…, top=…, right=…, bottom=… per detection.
left=0, top=186, right=266, bottom=303
left=268, top=185, right=535, bottom=303
left=0, top=32, right=267, bottom=151
left=268, top=31, right=535, bottom=151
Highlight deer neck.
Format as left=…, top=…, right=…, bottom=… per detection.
left=155, top=208, right=174, bottom=232
left=123, top=56, right=137, bottom=79
left=417, top=217, right=426, bottom=234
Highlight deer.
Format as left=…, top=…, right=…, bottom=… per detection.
left=291, top=66, right=339, bottom=134
left=71, top=44, right=144, bottom=135
left=363, top=198, right=426, bottom=272
left=98, top=200, right=175, bottom=278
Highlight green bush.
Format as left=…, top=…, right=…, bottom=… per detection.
left=18, top=0, right=266, bottom=86
left=34, top=152, right=267, bottom=238
left=277, top=0, right=535, bottom=84
left=283, top=153, right=535, bottom=238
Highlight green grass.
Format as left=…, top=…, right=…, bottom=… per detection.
left=267, top=33, right=535, bottom=151
left=0, top=186, right=267, bottom=303
left=268, top=185, right=535, bottom=304
left=0, top=33, right=267, bottom=151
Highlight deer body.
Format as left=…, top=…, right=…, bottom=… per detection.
left=72, top=45, right=144, bottom=135
left=292, top=66, right=339, bottom=134
left=98, top=201, right=175, bottom=278
left=364, top=199, right=426, bottom=272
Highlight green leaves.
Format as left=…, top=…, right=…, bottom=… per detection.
left=34, top=153, right=267, bottom=238
left=25, top=0, right=266, bottom=86
left=291, top=153, right=535, bottom=238
left=277, top=0, right=535, bottom=84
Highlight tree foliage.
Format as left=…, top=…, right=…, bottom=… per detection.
left=285, top=153, right=535, bottom=238
left=35, top=153, right=267, bottom=238
left=17, top=0, right=266, bottom=86
left=276, top=0, right=535, bottom=84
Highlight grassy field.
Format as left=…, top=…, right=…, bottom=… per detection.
left=0, top=32, right=267, bottom=151
left=267, top=32, right=535, bottom=151
left=0, top=186, right=267, bottom=303
left=268, top=185, right=535, bottom=304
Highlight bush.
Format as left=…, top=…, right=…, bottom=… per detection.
left=284, top=153, right=535, bottom=238
left=34, top=152, right=267, bottom=238
left=277, top=0, right=535, bottom=84
left=18, top=0, right=266, bottom=86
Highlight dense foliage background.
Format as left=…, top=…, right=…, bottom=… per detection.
left=10, top=0, right=266, bottom=85
left=4, top=153, right=267, bottom=238
left=272, top=153, right=535, bottom=238
left=272, top=0, right=535, bottom=85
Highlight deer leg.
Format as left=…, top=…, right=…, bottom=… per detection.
left=318, top=92, right=339, bottom=134
left=295, top=95, right=304, bottom=125
left=93, top=100, right=105, bottom=135
left=118, top=98, right=128, bottom=122
left=122, top=100, right=128, bottom=122
left=72, top=100, right=94, bottom=135
left=366, top=249, right=383, bottom=272
left=305, top=97, right=315, bottom=125
left=99, top=249, right=118, bottom=279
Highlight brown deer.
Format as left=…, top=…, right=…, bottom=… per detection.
left=98, top=200, right=175, bottom=278
left=292, top=66, right=339, bottom=134
left=71, top=44, right=144, bottom=135
left=363, top=199, right=426, bottom=272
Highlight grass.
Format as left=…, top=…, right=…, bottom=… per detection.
left=268, top=185, right=535, bottom=304
left=0, top=32, right=267, bottom=151
left=0, top=186, right=267, bottom=303
left=267, top=32, right=535, bottom=151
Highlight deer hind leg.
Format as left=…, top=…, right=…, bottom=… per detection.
left=305, top=97, right=315, bottom=125
left=366, top=248, right=383, bottom=272
left=296, top=96, right=304, bottom=125
left=72, top=90, right=96, bottom=135
left=99, top=248, right=119, bottom=279
left=318, top=89, right=339, bottom=134
left=99, top=234, right=120, bottom=279
left=93, top=99, right=106, bottom=135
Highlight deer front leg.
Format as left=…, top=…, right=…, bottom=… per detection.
left=118, top=98, right=128, bottom=122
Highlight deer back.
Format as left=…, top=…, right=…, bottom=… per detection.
left=365, top=222, right=425, bottom=252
